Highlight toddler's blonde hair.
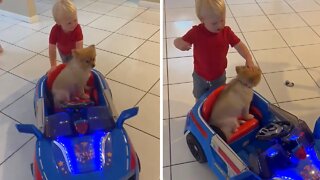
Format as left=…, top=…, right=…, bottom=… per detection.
left=52, top=0, right=77, bottom=24
left=195, top=0, right=226, bottom=21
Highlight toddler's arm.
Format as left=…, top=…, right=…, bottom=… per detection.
left=75, top=40, right=83, bottom=49
left=174, top=37, right=192, bottom=51
left=49, top=43, right=57, bottom=68
left=234, top=41, right=255, bottom=68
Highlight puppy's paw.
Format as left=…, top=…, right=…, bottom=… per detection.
left=243, top=114, right=254, bottom=120
left=80, top=93, right=90, bottom=99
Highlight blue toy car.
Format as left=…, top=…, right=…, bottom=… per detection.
left=16, top=68, right=140, bottom=180
left=185, top=86, right=320, bottom=180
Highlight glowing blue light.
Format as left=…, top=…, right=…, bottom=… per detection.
left=266, top=148, right=278, bottom=158
left=56, top=131, right=108, bottom=174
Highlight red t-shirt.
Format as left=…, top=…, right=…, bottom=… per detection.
left=182, top=24, right=240, bottom=81
left=49, top=24, right=83, bottom=56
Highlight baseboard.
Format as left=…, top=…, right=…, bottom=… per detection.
left=139, top=1, right=160, bottom=9
left=0, top=9, right=39, bottom=23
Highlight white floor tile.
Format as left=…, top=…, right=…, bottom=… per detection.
left=236, top=15, right=274, bottom=32
left=163, top=120, right=170, bottom=167
left=226, top=52, right=252, bottom=78
left=229, top=4, right=264, bottom=17
left=127, top=94, right=160, bottom=137
left=107, top=79, right=145, bottom=112
left=117, top=21, right=159, bottom=39
left=279, top=98, right=320, bottom=131
left=0, top=73, right=35, bottom=110
left=97, top=33, right=144, bottom=56
left=17, top=15, right=54, bottom=31
left=130, top=41, right=160, bottom=66
left=0, top=25, right=35, bottom=44
left=299, top=11, right=320, bottom=26
left=165, top=0, right=194, bottom=9
left=279, top=27, right=320, bottom=46
left=0, top=113, right=33, bottom=163
left=163, top=85, right=169, bottom=120
left=166, top=38, right=193, bottom=58
left=149, top=31, right=160, bottom=43
left=107, top=6, right=145, bottom=20
left=124, top=125, right=159, bottom=180
left=243, top=30, right=287, bottom=50
left=171, top=162, right=217, bottom=180
left=291, top=44, right=320, bottom=68
left=73, top=0, right=96, bottom=9
left=163, top=59, right=168, bottom=85
left=254, top=76, right=276, bottom=104
left=170, top=117, right=195, bottom=164
left=286, top=0, right=320, bottom=12
left=259, top=1, right=294, bottom=14
left=312, top=26, right=320, bottom=36
left=268, top=13, right=307, bottom=29
left=165, top=21, right=196, bottom=38
left=165, top=8, right=197, bottom=22
left=94, top=49, right=126, bottom=75
left=107, top=58, right=159, bottom=91
left=10, top=55, right=50, bottom=83
left=307, top=67, right=320, bottom=87
left=264, top=69, right=320, bottom=102
left=253, top=48, right=303, bottom=73
left=15, top=32, right=48, bottom=53
left=82, top=26, right=112, bottom=46
left=2, top=90, right=36, bottom=125
left=88, top=15, right=129, bottom=32
left=0, top=138, right=35, bottom=180
left=77, top=10, right=103, bottom=26
left=227, top=0, right=256, bottom=4
left=134, top=10, right=160, bottom=26
left=167, top=57, right=193, bottom=84
left=163, top=167, right=171, bottom=180
left=150, top=81, right=160, bottom=96
left=82, top=1, right=118, bottom=14
left=97, top=0, right=126, bottom=5
left=0, top=44, right=36, bottom=71
left=226, top=18, right=240, bottom=33
left=168, top=83, right=194, bottom=118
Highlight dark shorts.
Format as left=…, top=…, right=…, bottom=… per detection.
left=192, top=71, right=226, bottom=99
left=58, top=50, right=73, bottom=63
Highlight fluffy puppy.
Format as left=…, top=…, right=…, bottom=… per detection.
left=208, top=66, right=261, bottom=140
left=52, top=45, right=96, bottom=108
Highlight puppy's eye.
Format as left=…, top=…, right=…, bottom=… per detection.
left=86, top=60, right=89, bottom=63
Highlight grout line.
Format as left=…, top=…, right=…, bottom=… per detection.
left=0, top=137, right=35, bottom=166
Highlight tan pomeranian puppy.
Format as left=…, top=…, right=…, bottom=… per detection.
left=209, top=66, right=262, bottom=140
left=52, top=45, right=96, bottom=108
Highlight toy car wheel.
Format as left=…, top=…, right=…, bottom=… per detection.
left=186, top=133, right=207, bottom=163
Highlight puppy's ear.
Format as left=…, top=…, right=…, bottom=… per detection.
left=235, top=66, right=241, bottom=74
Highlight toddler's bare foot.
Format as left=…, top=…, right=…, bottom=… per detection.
left=80, top=93, right=89, bottom=99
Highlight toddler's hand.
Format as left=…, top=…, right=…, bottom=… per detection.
left=174, top=38, right=192, bottom=51
left=245, top=60, right=255, bottom=70
left=48, top=65, right=57, bottom=74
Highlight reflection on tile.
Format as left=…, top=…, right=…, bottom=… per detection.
left=171, top=162, right=216, bottom=180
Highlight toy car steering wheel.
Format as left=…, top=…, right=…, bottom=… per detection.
left=256, top=121, right=294, bottom=141
left=61, top=100, right=94, bottom=109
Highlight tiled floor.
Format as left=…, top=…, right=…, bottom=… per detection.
left=0, top=0, right=159, bottom=179
left=163, top=0, right=320, bottom=179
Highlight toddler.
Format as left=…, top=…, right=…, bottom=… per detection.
left=49, top=0, right=83, bottom=71
left=174, top=0, right=255, bottom=100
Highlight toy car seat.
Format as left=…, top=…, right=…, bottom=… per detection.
left=201, top=86, right=260, bottom=144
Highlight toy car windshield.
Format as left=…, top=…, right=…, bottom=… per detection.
left=269, top=104, right=299, bottom=125
left=45, top=106, right=115, bottom=139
